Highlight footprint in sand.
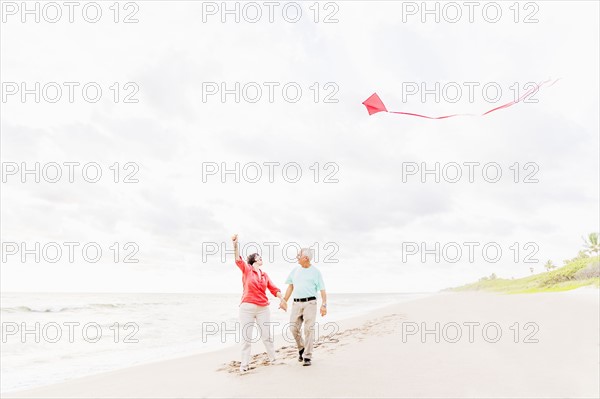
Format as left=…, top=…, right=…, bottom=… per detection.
left=217, top=313, right=407, bottom=374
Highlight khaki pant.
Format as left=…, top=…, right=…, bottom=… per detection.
left=289, top=299, right=318, bottom=359
left=239, top=302, right=276, bottom=367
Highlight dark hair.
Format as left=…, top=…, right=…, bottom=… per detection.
left=247, top=253, right=260, bottom=265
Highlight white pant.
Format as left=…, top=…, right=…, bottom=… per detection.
left=239, top=302, right=276, bottom=367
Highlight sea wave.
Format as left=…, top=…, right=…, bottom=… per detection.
left=0, top=302, right=171, bottom=313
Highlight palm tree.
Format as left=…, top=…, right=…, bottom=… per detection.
left=577, top=250, right=589, bottom=259
left=544, top=260, right=556, bottom=271
left=582, top=232, right=599, bottom=255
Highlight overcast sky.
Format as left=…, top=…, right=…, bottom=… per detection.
left=1, top=0, right=598, bottom=293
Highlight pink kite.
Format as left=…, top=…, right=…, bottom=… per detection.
left=363, top=78, right=561, bottom=119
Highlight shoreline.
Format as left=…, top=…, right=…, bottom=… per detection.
left=2, top=292, right=435, bottom=395
left=5, top=289, right=599, bottom=398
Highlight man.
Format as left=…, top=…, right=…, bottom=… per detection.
left=282, top=248, right=327, bottom=367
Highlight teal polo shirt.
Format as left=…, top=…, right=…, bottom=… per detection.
left=285, top=265, right=325, bottom=299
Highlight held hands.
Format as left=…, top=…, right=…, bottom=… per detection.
left=231, top=234, right=238, bottom=244
left=279, top=299, right=288, bottom=312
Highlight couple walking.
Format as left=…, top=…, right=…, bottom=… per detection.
left=232, top=234, right=327, bottom=372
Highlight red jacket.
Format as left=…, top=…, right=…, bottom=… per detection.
left=236, top=256, right=280, bottom=306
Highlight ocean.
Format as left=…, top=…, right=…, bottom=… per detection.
left=0, top=292, right=432, bottom=393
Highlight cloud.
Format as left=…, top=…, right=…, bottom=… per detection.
left=2, top=1, right=598, bottom=292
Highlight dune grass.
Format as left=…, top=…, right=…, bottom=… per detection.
left=446, top=256, right=600, bottom=294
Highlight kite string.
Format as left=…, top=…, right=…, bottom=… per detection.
left=482, top=78, right=559, bottom=116
left=381, top=78, right=561, bottom=119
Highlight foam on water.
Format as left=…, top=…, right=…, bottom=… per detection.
left=1, top=292, right=432, bottom=393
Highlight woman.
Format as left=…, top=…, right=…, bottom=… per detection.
left=231, top=234, right=287, bottom=372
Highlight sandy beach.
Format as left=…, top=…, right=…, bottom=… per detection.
left=5, top=289, right=599, bottom=399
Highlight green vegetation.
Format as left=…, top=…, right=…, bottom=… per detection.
left=446, top=233, right=600, bottom=294
left=582, top=232, right=599, bottom=256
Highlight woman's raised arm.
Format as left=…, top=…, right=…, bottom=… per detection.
left=232, top=234, right=247, bottom=272
left=232, top=234, right=240, bottom=260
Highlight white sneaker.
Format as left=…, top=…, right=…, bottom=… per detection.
left=239, top=365, right=249, bottom=373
